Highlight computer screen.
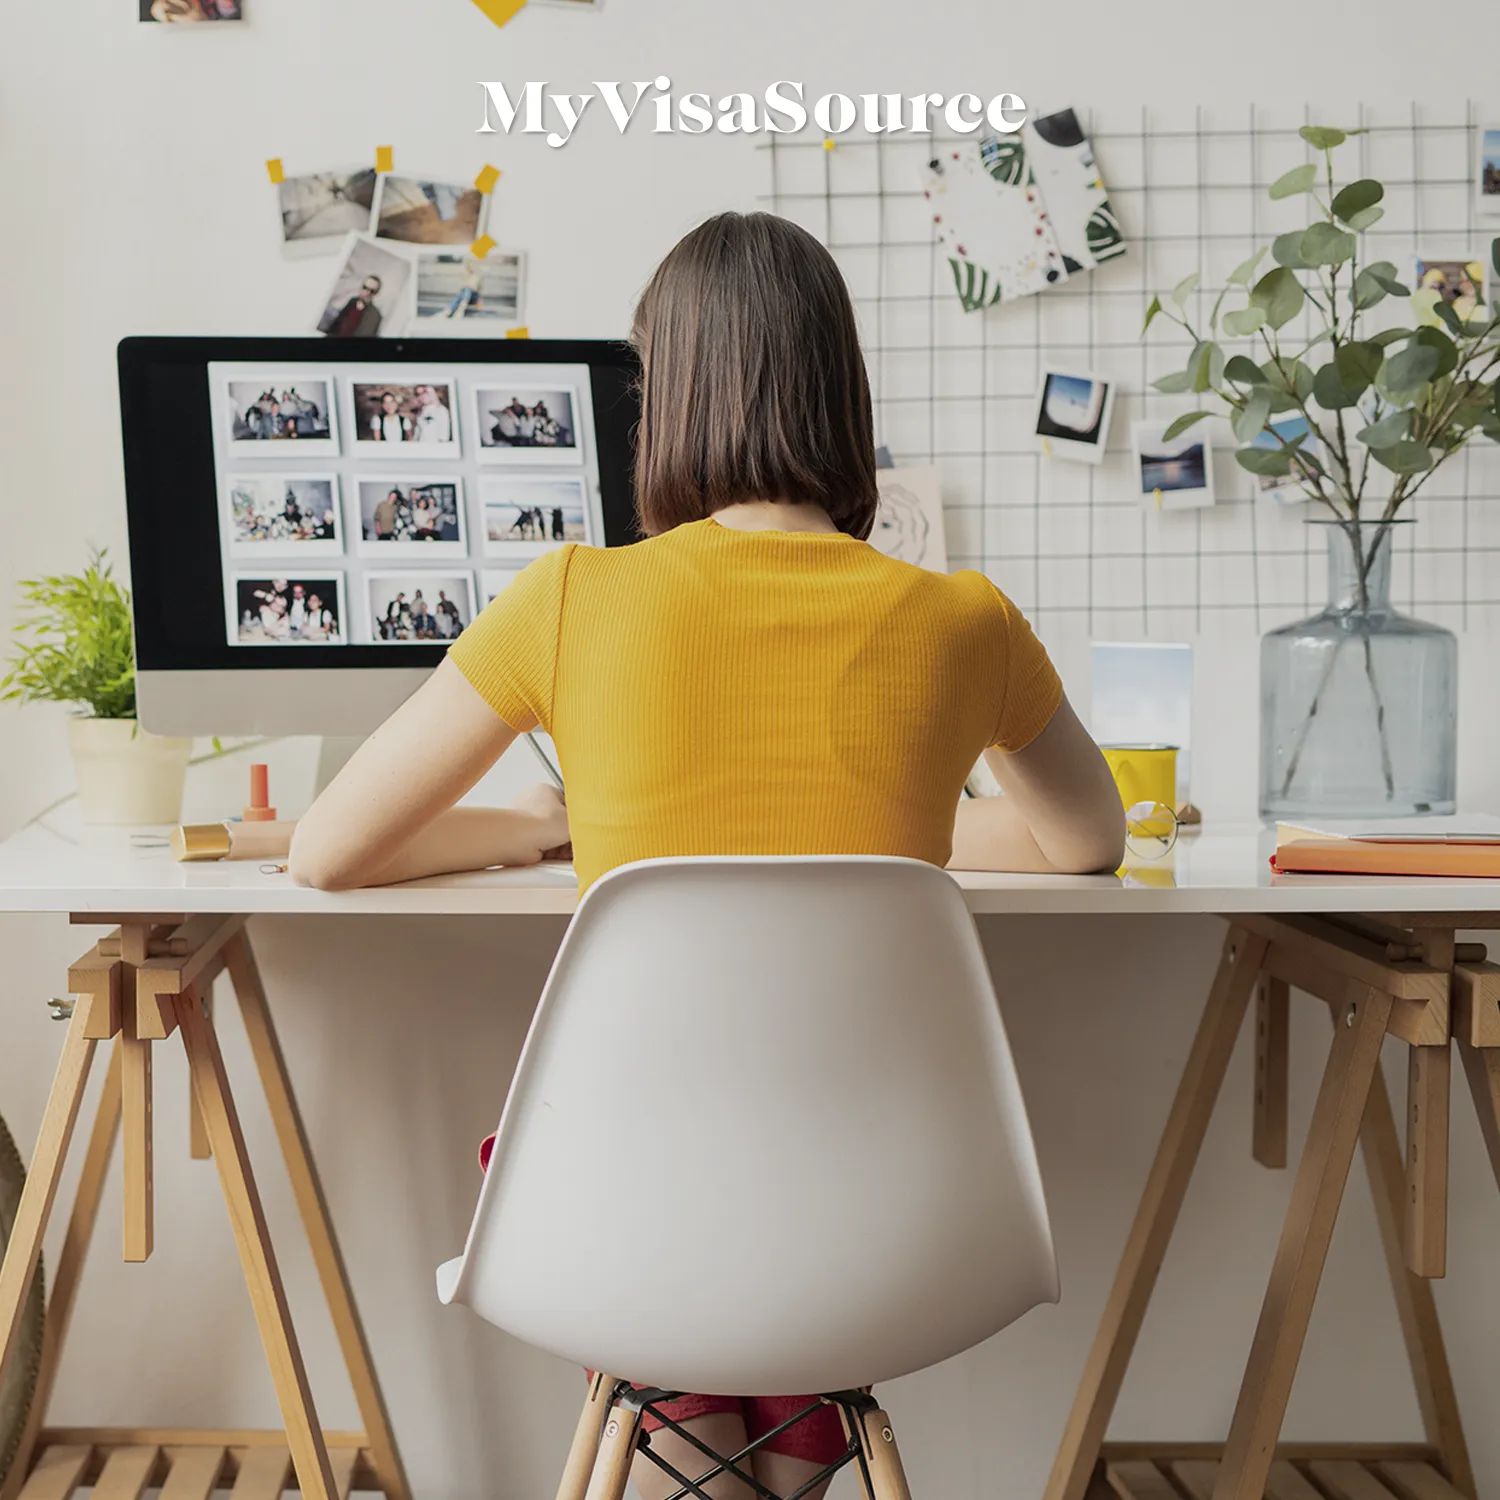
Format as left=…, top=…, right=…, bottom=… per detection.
left=119, top=336, right=639, bottom=734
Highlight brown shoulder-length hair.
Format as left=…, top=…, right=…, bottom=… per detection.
left=630, top=211, right=878, bottom=540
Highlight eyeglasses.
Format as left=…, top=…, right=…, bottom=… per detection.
left=1124, top=800, right=1179, bottom=860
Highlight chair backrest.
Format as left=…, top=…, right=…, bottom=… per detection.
left=437, top=856, right=1058, bottom=1396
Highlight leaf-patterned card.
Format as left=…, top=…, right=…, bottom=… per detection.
left=923, top=106, right=1126, bottom=313
left=923, top=135, right=1065, bottom=312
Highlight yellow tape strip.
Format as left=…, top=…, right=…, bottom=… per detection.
left=375, top=145, right=394, bottom=173
left=505, top=326, right=530, bottom=340
left=470, top=234, right=497, bottom=260
left=471, top=0, right=527, bottom=28
left=474, top=164, right=501, bottom=194
left=265, top=158, right=285, bottom=185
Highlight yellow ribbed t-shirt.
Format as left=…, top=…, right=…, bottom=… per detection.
left=449, top=518, right=1061, bottom=891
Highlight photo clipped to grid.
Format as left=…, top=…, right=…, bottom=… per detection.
left=762, top=102, right=1500, bottom=639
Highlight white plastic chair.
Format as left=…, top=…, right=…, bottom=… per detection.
left=437, top=856, right=1058, bottom=1500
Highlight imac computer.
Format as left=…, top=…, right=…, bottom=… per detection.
left=119, top=336, right=640, bottom=737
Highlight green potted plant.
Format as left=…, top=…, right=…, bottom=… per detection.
left=1144, top=125, right=1499, bottom=818
left=1, top=551, right=191, bottom=825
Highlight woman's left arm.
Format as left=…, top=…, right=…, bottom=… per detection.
left=289, top=656, right=567, bottom=890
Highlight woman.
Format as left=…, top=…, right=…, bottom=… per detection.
left=291, top=212, right=1122, bottom=1499
left=412, top=494, right=435, bottom=540
left=304, top=592, right=335, bottom=641
left=369, top=389, right=410, bottom=443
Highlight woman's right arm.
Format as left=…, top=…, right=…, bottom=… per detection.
left=949, top=694, right=1125, bottom=875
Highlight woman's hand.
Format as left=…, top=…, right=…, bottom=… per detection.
left=512, top=783, right=571, bottom=860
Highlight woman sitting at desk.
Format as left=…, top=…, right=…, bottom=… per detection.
left=290, top=210, right=1123, bottom=1499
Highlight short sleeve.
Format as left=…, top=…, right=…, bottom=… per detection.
left=988, top=587, right=1063, bottom=752
left=447, top=545, right=574, bottom=732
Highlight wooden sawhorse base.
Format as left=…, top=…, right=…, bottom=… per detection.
left=0, top=915, right=412, bottom=1500
left=1046, top=913, right=1500, bottom=1500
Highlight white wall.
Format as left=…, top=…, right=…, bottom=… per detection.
left=3, top=3, right=1500, bottom=1497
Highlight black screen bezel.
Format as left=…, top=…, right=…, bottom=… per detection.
left=118, top=335, right=641, bottom=671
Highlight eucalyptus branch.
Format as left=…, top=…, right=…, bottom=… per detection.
left=1145, top=126, right=1500, bottom=546
left=1256, top=331, right=1344, bottom=512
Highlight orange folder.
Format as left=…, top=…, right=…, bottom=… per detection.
left=1272, top=824, right=1500, bottom=878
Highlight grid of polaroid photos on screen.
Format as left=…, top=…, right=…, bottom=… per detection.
left=206, top=362, right=602, bottom=647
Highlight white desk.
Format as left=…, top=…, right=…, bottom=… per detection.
left=3, top=819, right=1499, bottom=917
left=1, top=819, right=1499, bottom=1500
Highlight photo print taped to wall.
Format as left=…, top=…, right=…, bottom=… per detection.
left=276, top=166, right=378, bottom=258
left=1131, top=420, right=1216, bottom=511
left=922, top=106, right=1126, bottom=312
left=140, top=0, right=241, bottom=20
left=1034, top=370, right=1114, bottom=464
left=373, top=173, right=489, bottom=248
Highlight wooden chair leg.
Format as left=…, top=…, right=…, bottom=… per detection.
left=224, top=931, right=412, bottom=1500
left=1358, top=1047, right=1473, bottom=1498
left=556, top=1373, right=615, bottom=1500
left=850, top=1407, right=913, bottom=1500
left=0, top=1001, right=98, bottom=1379
left=1043, top=927, right=1267, bottom=1500
left=172, top=988, right=338, bottom=1500
left=0, top=1043, right=123, bottom=1500
left=1213, top=984, right=1394, bottom=1500
left=581, top=1400, right=642, bottom=1500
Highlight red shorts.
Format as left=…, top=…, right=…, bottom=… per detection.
left=477, top=1137, right=847, bottom=1465
left=605, top=1382, right=848, bottom=1465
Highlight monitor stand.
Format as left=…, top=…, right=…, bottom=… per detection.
left=313, top=735, right=364, bottom=795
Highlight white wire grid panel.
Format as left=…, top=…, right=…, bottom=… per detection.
left=761, top=102, right=1500, bottom=639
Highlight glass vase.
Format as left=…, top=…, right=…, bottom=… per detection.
left=1259, top=521, right=1456, bottom=820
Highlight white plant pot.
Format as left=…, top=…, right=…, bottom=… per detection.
left=67, top=718, right=191, bottom=826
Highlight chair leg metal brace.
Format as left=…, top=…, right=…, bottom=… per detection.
left=574, top=1384, right=907, bottom=1500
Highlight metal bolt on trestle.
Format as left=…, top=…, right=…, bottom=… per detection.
left=47, top=997, right=75, bottom=1020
